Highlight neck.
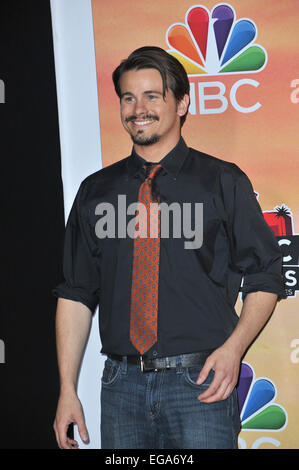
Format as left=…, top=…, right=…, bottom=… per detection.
left=133, top=134, right=181, bottom=162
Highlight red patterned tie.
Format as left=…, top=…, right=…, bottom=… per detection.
left=130, top=164, right=162, bottom=355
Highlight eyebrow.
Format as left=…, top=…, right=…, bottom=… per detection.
left=120, top=90, right=164, bottom=98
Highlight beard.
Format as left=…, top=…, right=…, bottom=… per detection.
left=125, top=114, right=160, bottom=146
left=131, top=131, right=160, bottom=146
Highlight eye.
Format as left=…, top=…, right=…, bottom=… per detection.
left=147, top=95, right=157, bottom=100
left=122, top=95, right=135, bottom=103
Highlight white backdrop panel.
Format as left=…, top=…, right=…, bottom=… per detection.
left=50, top=0, right=103, bottom=449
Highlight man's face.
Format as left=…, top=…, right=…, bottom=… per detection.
left=119, top=68, right=186, bottom=147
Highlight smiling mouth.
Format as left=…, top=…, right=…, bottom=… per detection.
left=126, top=115, right=159, bottom=130
left=132, top=120, right=155, bottom=128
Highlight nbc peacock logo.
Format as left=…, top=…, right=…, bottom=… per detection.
left=166, top=3, right=267, bottom=76
left=237, top=362, right=288, bottom=432
left=165, top=4, right=268, bottom=114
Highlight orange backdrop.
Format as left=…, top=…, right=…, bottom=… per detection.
left=91, top=0, right=299, bottom=449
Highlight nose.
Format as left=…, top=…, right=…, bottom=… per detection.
left=134, top=97, right=148, bottom=116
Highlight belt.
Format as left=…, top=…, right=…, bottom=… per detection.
left=107, top=351, right=213, bottom=372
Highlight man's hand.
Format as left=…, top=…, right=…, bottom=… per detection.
left=196, top=291, right=278, bottom=403
left=53, top=390, right=89, bottom=449
left=196, top=344, right=241, bottom=403
left=54, top=299, right=92, bottom=448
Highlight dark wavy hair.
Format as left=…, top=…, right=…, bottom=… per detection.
left=112, top=46, right=190, bottom=127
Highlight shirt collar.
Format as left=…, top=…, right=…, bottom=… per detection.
left=126, top=137, right=190, bottom=179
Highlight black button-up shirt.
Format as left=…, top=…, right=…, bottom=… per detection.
left=53, top=137, right=285, bottom=359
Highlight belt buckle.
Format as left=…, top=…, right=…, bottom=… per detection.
left=140, top=356, right=159, bottom=372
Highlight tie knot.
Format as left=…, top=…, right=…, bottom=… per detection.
left=146, top=163, right=162, bottom=182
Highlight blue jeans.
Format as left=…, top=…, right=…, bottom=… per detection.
left=100, top=355, right=241, bottom=449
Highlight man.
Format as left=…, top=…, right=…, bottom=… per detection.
left=53, top=46, right=285, bottom=449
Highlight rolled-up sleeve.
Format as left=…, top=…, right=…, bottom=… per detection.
left=224, top=168, right=286, bottom=301
left=52, top=180, right=101, bottom=313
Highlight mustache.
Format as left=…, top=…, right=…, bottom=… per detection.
left=125, top=114, right=159, bottom=123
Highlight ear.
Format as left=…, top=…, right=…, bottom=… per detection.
left=177, top=94, right=190, bottom=117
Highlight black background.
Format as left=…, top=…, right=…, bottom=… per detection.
left=0, top=0, right=64, bottom=449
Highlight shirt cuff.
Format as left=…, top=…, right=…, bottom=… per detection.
left=52, top=283, right=99, bottom=313
left=241, top=272, right=287, bottom=301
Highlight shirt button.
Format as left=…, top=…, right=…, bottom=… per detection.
left=153, top=351, right=158, bottom=357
